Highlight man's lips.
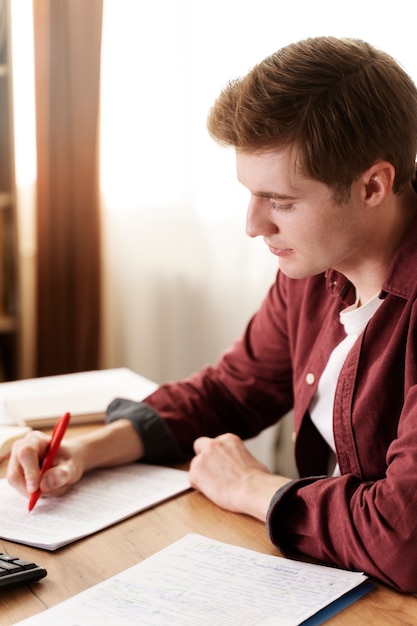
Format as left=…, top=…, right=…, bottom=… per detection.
left=267, top=244, right=293, bottom=257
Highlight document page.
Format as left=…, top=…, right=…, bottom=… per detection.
left=14, top=533, right=371, bottom=626
left=0, top=464, right=190, bottom=550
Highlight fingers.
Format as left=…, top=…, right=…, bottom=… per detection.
left=193, top=433, right=242, bottom=455
left=7, top=431, right=74, bottom=499
left=193, top=436, right=212, bottom=455
left=7, top=431, right=50, bottom=496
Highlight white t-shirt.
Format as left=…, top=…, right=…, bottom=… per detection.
left=309, top=293, right=383, bottom=476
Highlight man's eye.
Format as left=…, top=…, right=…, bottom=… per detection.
left=270, top=201, right=293, bottom=212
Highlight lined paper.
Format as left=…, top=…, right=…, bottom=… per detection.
left=0, top=464, right=190, bottom=550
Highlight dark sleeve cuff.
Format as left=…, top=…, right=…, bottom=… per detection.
left=105, top=398, right=186, bottom=464
left=266, top=476, right=326, bottom=554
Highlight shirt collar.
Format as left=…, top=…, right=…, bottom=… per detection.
left=381, top=206, right=417, bottom=299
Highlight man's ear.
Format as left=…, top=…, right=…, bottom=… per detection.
left=362, top=161, right=395, bottom=205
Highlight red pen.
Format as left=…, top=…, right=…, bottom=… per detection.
left=28, top=411, right=71, bottom=512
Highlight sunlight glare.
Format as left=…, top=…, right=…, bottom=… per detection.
left=10, top=0, right=36, bottom=187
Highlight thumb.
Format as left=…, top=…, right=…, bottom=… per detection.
left=41, top=467, right=70, bottom=493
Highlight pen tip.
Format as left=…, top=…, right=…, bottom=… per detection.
left=28, top=494, right=37, bottom=512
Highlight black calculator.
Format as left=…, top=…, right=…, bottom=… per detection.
left=0, top=552, right=47, bottom=589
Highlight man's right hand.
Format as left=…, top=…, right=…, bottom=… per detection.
left=7, top=430, right=84, bottom=501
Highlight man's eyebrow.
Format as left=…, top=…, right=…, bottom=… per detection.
left=255, top=190, right=297, bottom=200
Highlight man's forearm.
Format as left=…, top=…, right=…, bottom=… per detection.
left=71, top=418, right=145, bottom=474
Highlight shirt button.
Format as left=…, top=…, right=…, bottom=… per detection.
left=306, top=372, right=315, bottom=385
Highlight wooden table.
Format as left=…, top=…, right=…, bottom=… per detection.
left=1, top=425, right=417, bottom=625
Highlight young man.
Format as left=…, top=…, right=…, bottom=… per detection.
left=8, top=36, right=417, bottom=592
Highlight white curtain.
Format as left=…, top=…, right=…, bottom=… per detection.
left=99, top=0, right=417, bottom=384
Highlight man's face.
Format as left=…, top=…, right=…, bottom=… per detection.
left=236, top=147, right=370, bottom=280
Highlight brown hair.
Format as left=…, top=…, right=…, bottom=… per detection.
left=207, top=37, right=417, bottom=200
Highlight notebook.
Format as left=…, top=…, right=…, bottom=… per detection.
left=0, top=368, right=158, bottom=428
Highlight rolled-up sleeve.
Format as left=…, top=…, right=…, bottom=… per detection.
left=266, top=477, right=326, bottom=554
left=106, top=398, right=186, bottom=464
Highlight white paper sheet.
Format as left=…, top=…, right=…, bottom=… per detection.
left=14, top=533, right=370, bottom=626
left=0, top=464, right=190, bottom=550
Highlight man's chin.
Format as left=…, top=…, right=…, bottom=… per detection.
left=277, top=263, right=318, bottom=281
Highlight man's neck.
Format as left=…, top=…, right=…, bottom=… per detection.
left=347, top=183, right=417, bottom=304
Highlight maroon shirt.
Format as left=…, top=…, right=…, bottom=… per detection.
left=108, top=209, right=417, bottom=592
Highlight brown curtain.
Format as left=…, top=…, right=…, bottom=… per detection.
left=32, top=0, right=103, bottom=376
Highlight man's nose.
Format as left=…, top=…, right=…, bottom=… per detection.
left=245, top=198, right=277, bottom=238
